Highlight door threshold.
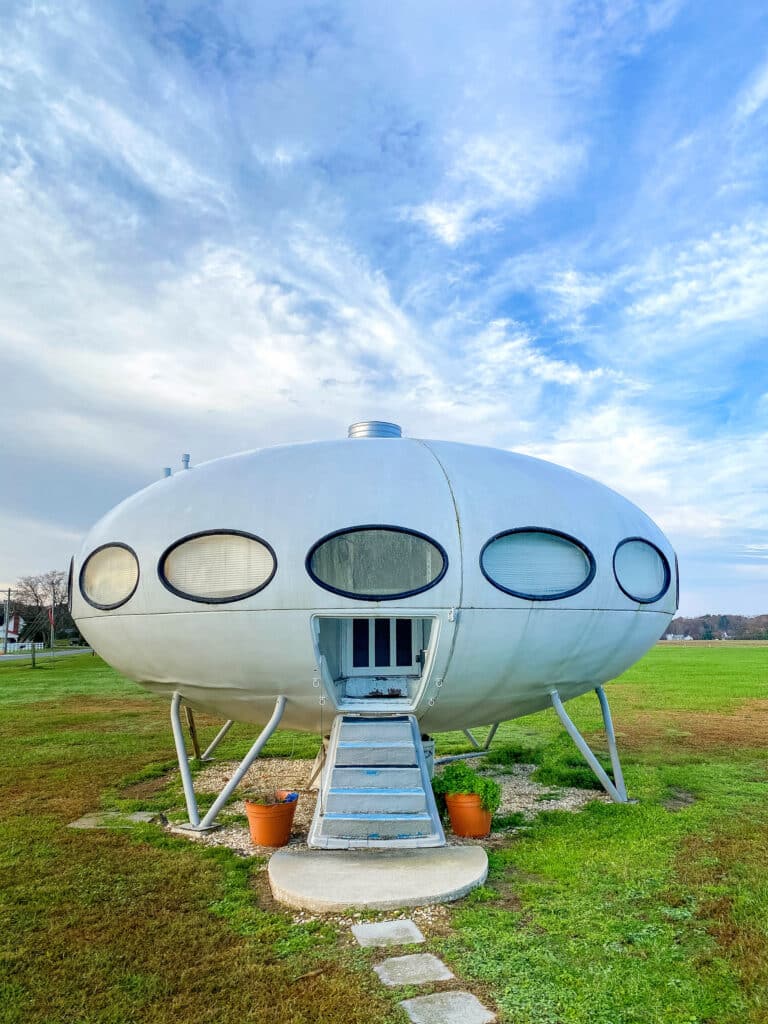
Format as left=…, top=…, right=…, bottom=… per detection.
left=339, top=699, right=415, bottom=714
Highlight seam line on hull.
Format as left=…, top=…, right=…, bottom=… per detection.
left=75, top=607, right=674, bottom=621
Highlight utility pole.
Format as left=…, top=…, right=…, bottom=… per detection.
left=2, top=588, right=9, bottom=656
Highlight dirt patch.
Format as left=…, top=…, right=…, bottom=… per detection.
left=676, top=821, right=768, bottom=1000
left=121, top=774, right=174, bottom=799
left=663, top=787, right=696, bottom=812
left=610, top=699, right=768, bottom=752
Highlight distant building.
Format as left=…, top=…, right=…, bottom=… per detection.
left=0, top=612, right=25, bottom=644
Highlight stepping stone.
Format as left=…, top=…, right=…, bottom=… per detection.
left=374, top=953, right=453, bottom=987
left=400, top=991, right=495, bottom=1024
left=68, top=811, right=159, bottom=829
left=351, top=919, right=425, bottom=947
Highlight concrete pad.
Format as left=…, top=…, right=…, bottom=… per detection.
left=68, top=811, right=159, bottom=830
left=352, top=920, right=425, bottom=947
left=374, top=953, right=453, bottom=986
left=268, top=846, right=488, bottom=912
left=400, top=991, right=496, bottom=1024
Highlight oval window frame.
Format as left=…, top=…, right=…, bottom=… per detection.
left=479, top=527, right=596, bottom=601
left=674, top=552, right=680, bottom=611
left=158, top=529, right=278, bottom=605
left=305, top=524, right=449, bottom=602
left=67, top=556, right=74, bottom=613
left=79, top=542, right=140, bottom=611
left=613, top=537, right=671, bottom=604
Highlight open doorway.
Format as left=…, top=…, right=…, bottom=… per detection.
left=315, top=616, right=435, bottom=708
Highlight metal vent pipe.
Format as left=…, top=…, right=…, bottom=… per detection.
left=163, top=467, right=172, bottom=478
left=347, top=421, right=402, bottom=439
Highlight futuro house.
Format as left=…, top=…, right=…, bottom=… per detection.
left=72, top=421, right=677, bottom=847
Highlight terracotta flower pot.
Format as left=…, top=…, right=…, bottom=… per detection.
left=244, top=794, right=298, bottom=848
left=445, top=792, right=492, bottom=838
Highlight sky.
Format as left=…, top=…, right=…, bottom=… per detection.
left=1, top=0, right=767, bottom=616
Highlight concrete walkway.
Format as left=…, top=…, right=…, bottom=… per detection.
left=351, top=917, right=495, bottom=1023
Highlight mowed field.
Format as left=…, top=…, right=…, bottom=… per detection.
left=1, top=645, right=767, bottom=1024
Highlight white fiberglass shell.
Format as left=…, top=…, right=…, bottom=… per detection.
left=72, top=437, right=677, bottom=732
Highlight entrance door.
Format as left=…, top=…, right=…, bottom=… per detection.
left=342, top=617, right=429, bottom=700
left=313, top=615, right=435, bottom=707
left=346, top=617, right=419, bottom=677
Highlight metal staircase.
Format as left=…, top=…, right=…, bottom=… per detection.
left=308, top=714, right=445, bottom=849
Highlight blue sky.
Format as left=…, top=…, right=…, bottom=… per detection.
left=1, top=0, right=767, bottom=615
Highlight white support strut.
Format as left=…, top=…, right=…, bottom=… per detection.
left=171, top=693, right=287, bottom=831
left=200, top=719, right=234, bottom=762
left=549, top=687, right=628, bottom=803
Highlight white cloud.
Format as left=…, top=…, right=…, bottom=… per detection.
left=0, top=0, right=764, bottom=620
left=735, top=55, right=768, bottom=121
left=625, top=218, right=768, bottom=332
left=410, top=135, right=584, bottom=245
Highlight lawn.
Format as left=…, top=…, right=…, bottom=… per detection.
left=1, top=646, right=766, bottom=1023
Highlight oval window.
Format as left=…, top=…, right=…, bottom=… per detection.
left=159, top=531, right=276, bottom=604
left=80, top=543, right=139, bottom=610
left=613, top=538, right=670, bottom=603
left=307, top=526, right=447, bottom=600
left=480, top=528, right=595, bottom=600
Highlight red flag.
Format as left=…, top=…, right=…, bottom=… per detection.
left=48, top=606, right=54, bottom=628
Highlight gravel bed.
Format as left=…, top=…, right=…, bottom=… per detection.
left=164, top=757, right=609, bottom=858
left=481, top=763, right=611, bottom=818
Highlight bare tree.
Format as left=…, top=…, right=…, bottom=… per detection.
left=15, top=569, right=67, bottom=609
left=14, top=569, right=71, bottom=646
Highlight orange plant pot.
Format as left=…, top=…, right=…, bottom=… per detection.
left=244, top=796, right=298, bottom=848
left=445, top=792, right=492, bottom=838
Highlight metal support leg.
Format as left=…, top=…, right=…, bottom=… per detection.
left=463, top=728, right=481, bottom=749
left=595, top=685, right=627, bottom=801
left=483, top=722, right=500, bottom=750
left=171, top=695, right=286, bottom=832
left=307, top=739, right=327, bottom=790
left=200, top=719, right=234, bottom=762
left=436, top=722, right=501, bottom=766
left=196, top=696, right=286, bottom=831
left=171, top=692, right=200, bottom=827
left=550, top=688, right=628, bottom=803
left=184, top=705, right=201, bottom=760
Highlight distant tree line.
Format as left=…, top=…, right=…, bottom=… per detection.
left=666, top=614, right=768, bottom=641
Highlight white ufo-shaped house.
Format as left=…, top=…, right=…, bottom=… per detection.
left=72, top=421, right=677, bottom=846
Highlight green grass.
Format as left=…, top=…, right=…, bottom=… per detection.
left=1, top=647, right=767, bottom=1022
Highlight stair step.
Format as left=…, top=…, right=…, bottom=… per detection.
left=335, top=741, right=417, bottom=766
left=308, top=712, right=445, bottom=849
left=339, top=718, right=413, bottom=744
left=322, top=812, right=435, bottom=840
left=325, top=788, right=428, bottom=813
left=331, top=766, right=423, bottom=789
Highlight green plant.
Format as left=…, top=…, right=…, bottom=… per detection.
left=432, top=761, right=502, bottom=814
left=242, top=791, right=279, bottom=805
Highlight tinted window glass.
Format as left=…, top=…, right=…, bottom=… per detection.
left=352, top=618, right=369, bottom=667
left=396, top=618, right=413, bottom=666
left=308, top=527, right=447, bottom=600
